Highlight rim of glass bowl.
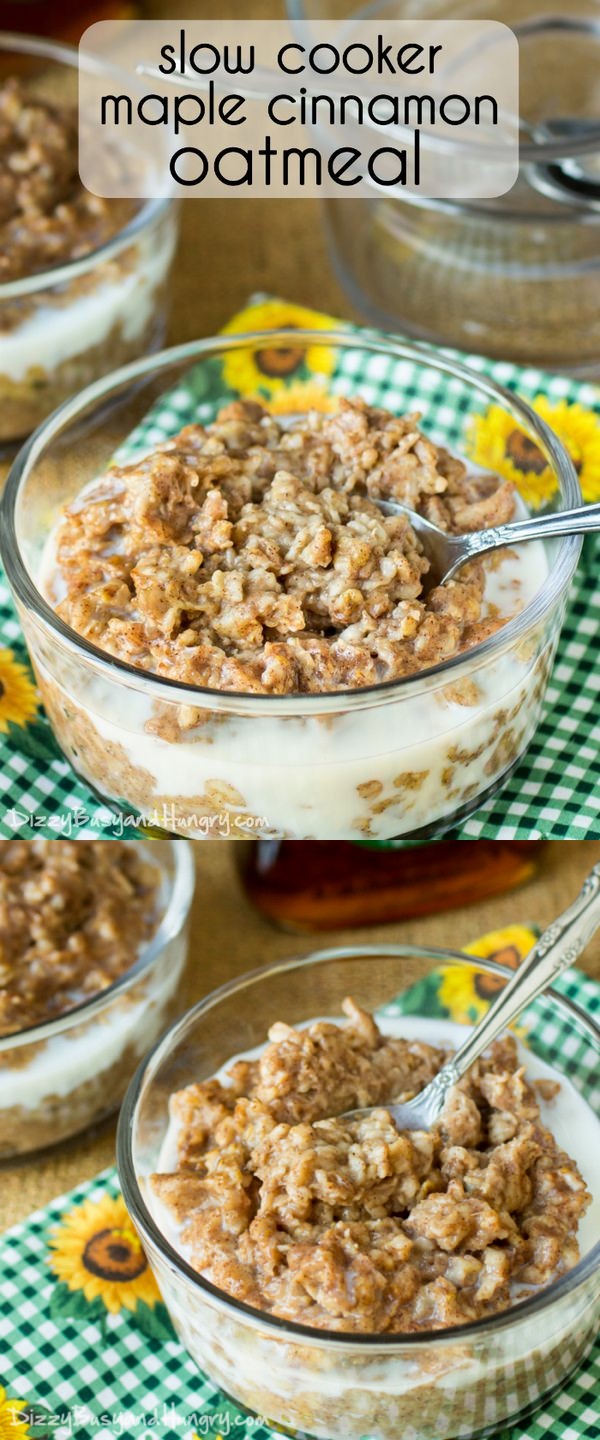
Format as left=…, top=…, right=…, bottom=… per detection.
left=0, top=838, right=195, bottom=1054
left=117, top=942, right=600, bottom=1350
left=0, top=31, right=171, bottom=303
left=333, top=185, right=600, bottom=228
left=2, top=328, right=582, bottom=718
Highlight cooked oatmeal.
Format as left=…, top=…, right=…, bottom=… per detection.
left=0, top=840, right=160, bottom=1037
left=53, top=398, right=517, bottom=695
left=151, top=998, right=591, bottom=1334
left=0, top=74, right=177, bottom=444
left=0, top=78, right=133, bottom=292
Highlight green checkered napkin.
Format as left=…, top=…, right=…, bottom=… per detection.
left=0, top=300, right=599, bottom=840
left=1, top=959, right=599, bottom=1440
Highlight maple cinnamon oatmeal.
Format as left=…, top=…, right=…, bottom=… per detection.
left=53, top=398, right=517, bottom=695
left=150, top=998, right=591, bottom=1335
left=0, top=48, right=178, bottom=443
left=0, top=839, right=193, bottom=1158
left=0, top=839, right=159, bottom=1037
left=0, top=79, right=134, bottom=290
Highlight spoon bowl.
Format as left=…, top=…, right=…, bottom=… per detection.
left=374, top=496, right=600, bottom=593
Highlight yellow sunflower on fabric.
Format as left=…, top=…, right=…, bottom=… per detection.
left=466, top=396, right=600, bottom=508
left=437, top=925, right=537, bottom=1026
left=0, top=1387, right=29, bottom=1440
left=49, top=1193, right=161, bottom=1315
left=252, top=379, right=338, bottom=415
left=0, top=650, right=39, bottom=733
left=221, top=299, right=340, bottom=398
left=535, top=397, right=600, bottom=502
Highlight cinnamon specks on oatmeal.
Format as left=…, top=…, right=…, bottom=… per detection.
left=53, top=398, right=515, bottom=696
left=0, top=840, right=160, bottom=1036
left=150, top=998, right=590, bottom=1335
left=0, top=78, right=134, bottom=288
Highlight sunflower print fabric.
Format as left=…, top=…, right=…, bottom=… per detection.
left=466, top=396, right=600, bottom=508
left=437, top=924, right=538, bottom=1027
left=0, top=1387, right=29, bottom=1440
left=0, top=649, right=39, bottom=733
left=390, top=924, right=538, bottom=1028
left=220, top=297, right=339, bottom=408
left=48, top=1193, right=164, bottom=1319
left=46, top=1191, right=174, bottom=1343
left=0, top=645, right=64, bottom=771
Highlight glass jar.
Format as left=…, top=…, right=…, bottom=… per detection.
left=236, top=840, right=545, bottom=930
left=289, top=0, right=600, bottom=372
left=1, top=329, right=580, bottom=842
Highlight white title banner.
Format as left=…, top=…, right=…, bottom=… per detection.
left=79, top=19, right=520, bottom=200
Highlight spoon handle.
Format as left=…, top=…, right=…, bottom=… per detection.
left=441, top=863, right=600, bottom=1091
left=466, top=502, right=600, bottom=558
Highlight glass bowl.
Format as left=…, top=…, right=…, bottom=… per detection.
left=1, top=329, right=581, bottom=842
left=117, top=944, right=600, bottom=1440
left=0, top=32, right=179, bottom=446
left=0, top=838, right=195, bottom=1159
left=288, top=0, right=600, bottom=372
left=323, top=194, right=600, bottom=374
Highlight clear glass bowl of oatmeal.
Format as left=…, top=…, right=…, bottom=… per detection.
left=117, top=944, right=600, bottom=1440
left=0, top=31, right=179, bottom=447
left=0, top=837, right=194, bottom=1158
left=1, top=330, right=581, bottom=841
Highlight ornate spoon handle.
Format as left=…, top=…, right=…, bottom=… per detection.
left=444, top=863, right=600, bottom=1089
left=464, top=502, right=600, bottom=560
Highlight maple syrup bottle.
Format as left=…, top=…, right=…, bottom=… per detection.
left=2, top=0, right=141, bottom=43
left=237, top=841, right=544, bottom=932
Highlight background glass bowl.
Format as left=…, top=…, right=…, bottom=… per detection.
left=0, top=838, right=195, bottom=1159
left=287, top=0, right=600, bottom=372
left=323, top=194, right=600, bottom=374
left=1, top=330, right=581, bottom=842
left=117, top=944, right=600, bottom=1440
left=0, top=31, right=179, bottom=446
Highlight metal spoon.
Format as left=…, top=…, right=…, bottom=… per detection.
left=374, top=498, right=600, bottom=593
left=340, top=863, right=600, bottom=1132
